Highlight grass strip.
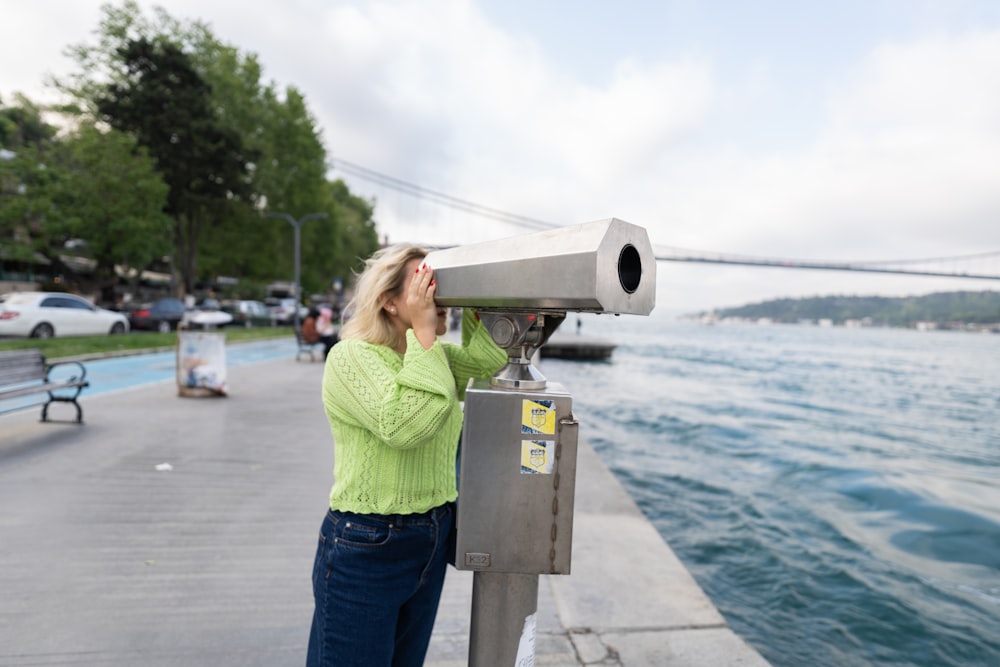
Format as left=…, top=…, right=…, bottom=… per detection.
left=0, top=327, right=294, bottom=362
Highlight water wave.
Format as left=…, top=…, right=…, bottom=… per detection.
left=544, top=315, right=1000, bottom=666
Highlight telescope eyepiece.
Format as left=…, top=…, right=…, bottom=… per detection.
left=488, top=316, right=517, bottom=348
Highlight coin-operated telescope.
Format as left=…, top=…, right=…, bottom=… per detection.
left=424, top=218, right=656, bottom=666
left=426, top=217, right=655, bottom=388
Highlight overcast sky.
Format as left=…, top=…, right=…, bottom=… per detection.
left=5, top=0, right=1000, bottom=312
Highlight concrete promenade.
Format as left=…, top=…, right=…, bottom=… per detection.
left=0, top=350, right=770, bottom=666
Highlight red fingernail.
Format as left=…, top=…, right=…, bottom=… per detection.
left=430, top=280, right=436, bottom=286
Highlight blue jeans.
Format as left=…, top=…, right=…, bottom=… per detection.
left=306, top=503, right=454, bottom=667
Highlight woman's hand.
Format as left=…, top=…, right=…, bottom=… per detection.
left=405, top=262, right=439, bottom=350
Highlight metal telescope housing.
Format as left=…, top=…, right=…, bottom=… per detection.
left=438, top=219, right=658, bottom=661
left=424, top=218, right=656, bottom=389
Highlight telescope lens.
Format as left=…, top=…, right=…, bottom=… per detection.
left=618, top=244, right=642, bottom=294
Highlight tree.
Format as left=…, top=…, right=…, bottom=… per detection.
left=0, top=94, right=57, bottom=150
left=196, top=81, right=334, bottom=293
left=186, top=32, right=379, bottom=295
left=0, top=95, right=61, bottom=269
left=56, top=0, right=380, bottom=298
left=328, top=179, right=379, bottom=278
left=44, top=124, right=172, bottom=302
left=95, top=36, right=256, bottom=295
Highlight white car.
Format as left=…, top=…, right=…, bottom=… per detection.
left=0, top=291, right=130, bottom=338
left=266, top=298, right=309, bottom=325
left=221, top=299, right=275, bottom=328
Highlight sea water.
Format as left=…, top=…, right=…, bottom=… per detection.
left=544, top=311, right=1000, bottom=667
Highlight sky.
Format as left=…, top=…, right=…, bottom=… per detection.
left=4, top=0, right=1000, bottom=313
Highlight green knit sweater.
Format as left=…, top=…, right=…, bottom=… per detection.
left=321, top=309, right=507, bottom=515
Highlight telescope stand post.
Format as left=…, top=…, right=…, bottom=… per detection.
left=468, top=571, right=539, bottom=666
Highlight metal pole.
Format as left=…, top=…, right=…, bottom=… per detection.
left=469, top=572, right=539, bottom=667
left=267, top=212, right=328, bottom=331
left=293, top=221, right=301, bottom=331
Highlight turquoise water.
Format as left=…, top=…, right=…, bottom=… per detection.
left=544, top=312, right=1000, bottom=667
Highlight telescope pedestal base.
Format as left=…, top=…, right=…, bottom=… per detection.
left=468, top=571, right=539, bottom=666
left=491, top=358, right=547, bottom=390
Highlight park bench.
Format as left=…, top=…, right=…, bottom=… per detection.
left=0, top=349, right=90, bottom=423
left=294, top=328, right=323, bottom=362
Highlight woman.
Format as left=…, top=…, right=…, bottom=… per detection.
left=307, top=243, right=507, bottom=667
left=315, top=305, right=339, bottom=358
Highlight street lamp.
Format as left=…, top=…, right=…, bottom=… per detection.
left=267, top=211, right=328, bottom=331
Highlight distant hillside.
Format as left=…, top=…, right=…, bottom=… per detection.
left=703, top=290, right=1000, bottom=328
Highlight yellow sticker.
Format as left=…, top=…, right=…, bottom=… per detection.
left=521, top=440, right=554, bottom=474
left=521, top=399, right=555, bottom=435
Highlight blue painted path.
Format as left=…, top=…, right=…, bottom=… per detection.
left=87, top=337, right=300, bottom=396
left=2, top=337, right=299, bottom=414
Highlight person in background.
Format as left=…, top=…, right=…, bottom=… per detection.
left=316, top=305, right=339, bottom=358
left=301, top=308, right=320, bottom=346
left=306, top=243, right=506, bottom=667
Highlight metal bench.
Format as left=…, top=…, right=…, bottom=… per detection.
left=0, top=349, right=90, bottom=423
left=294, top=328, right=323, bottom=362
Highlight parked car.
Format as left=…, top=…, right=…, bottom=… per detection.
left=265, top=297, right=308, bottom=325
left=185, top=299, right=233, bottom=329
left=127, top=298, right=188, bottom=333
left=221, top=300, right=274, bottom=328
left=0, top=291, right=129, bottom=338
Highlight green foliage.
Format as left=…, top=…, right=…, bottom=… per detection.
left=95, top=36, right=256, bottom=294
left=1, top=94, right=173, bottom=299
left=0, top=94, right=57, bottom=149
left=0, top=142, right=55, bottom=257
left=9, top=0, right=381, bottom=303
left=196, top=82, right=334, bottom=292
left=45, top=125, right=172, bottom=301
left=0, top=96, right=59, bottom=258
left=328, top=179, right=379, bottom=277
left=170, top=18, right=382, bottom=295
left=98, top=37, right=251, bottom=210
left=711, top=291, right=1000, bottom=326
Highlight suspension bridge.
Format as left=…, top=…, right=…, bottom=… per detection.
left=331, top=158, right=1000, bottom=282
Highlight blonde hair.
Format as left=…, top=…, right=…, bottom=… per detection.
left=340, top=243, right=429, bottom=349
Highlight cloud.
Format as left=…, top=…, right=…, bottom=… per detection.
left=5, top=0, right=998, bottom=309
left=314, top=3, right=1000, bottom=275
left=628, top=28, right=1000, bottom=262
left=305, top=0, right=714, bottom=225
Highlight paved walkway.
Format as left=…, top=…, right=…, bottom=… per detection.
left=0, top=351, right=770, bottom=666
